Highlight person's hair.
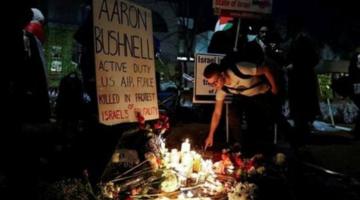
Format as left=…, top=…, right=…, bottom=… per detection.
left=31, top=8, right=45, bottom=22
left=219, top=53, right=237, bottom=71
left=16, top=7, right=33, bottom=28
left=203, top=63, right=222, bottom=78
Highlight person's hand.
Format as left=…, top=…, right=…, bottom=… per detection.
left=271, top=86, right=278, bottom=95
left=204, top=135, right=214, bottom=150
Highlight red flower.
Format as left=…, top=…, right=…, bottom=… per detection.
left=159, top=114, right=169, bottom=122
left=164, top=122, right=170, bottom=129
left=244, top=159, right=254, bottom=171
left=234, top=154, right=244, bottom=167
left=124, top=196, right=133, bottom=200
left=152, top=113, right=171, bottom=133
left=153, top=121, right=162, bottom=129
left=136, top=112, right=145, bottom=129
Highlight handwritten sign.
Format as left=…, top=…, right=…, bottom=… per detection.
left=213, top=0, right=272, bottom=18
left=193, top=53, right=225, bottom=103
left=93, top=0, right=158, bottom=125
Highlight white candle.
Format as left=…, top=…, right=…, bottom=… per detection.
left=203, top=159, right=213, bottom=173
left=193, top=153, right=202, bottom=172
left=170, top=149, right=180, bottom=166
left=181, top=152, right=193, bottom=176
left=160, top=138, right=166, bottom=150
left=181, top=138, right=190, bottom=153
left=186, top=191, right=194, bottom=198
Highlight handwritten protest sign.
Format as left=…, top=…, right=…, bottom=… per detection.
left=93, top=0, right=158, bottom=125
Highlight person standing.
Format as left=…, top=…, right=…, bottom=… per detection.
left=25, top=8, right=48, bottom=87
left=348, top=49, right=360, bottom=138
left=74, top=2, right=97, bottom=118
left=25, top=8, right=45, bottom=44
left=3, top=5, right=47, bottom=199
left=203, top=42, right=278, bottom=154
left=287, top=29, right=320, bottom=146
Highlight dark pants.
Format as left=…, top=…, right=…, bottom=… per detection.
left=228, top=92, right=281, bottom=154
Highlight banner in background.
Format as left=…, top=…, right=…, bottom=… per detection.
left=213, top=0, right=272, bottom=18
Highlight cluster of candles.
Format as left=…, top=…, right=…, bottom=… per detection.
left=107, top=137, right=269, bottom=199
left=158, top=138, right=227, bottom=197
left=161, top=139, right=212, bottom=176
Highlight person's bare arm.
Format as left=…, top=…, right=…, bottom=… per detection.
left=204, top=99, right=224, bottom=150
left=257, top=66, right=278, bottom=94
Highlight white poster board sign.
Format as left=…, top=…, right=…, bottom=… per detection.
left=213, top=0, right=272, bottom=18
left=93, top=0, right=158, bottom=125
left=193, top=53, right=226, bottom=103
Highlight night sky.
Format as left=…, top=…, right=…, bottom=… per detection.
left=272, top=0, right=360, bottom=52
left=17, top=0, right=360, bottom=55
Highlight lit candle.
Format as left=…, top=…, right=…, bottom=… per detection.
left=192, top=153, right=202, bottom=172
left=162, top=152, right=170, bottom=167
left=203, top=159, right=214, bottom=174
left=186, top=191, right=194, bottom=198
left=170, top=149, right=180, bottom=166
left=160, top=138, right=166, bottom=151
left=177, top=193, right=186, bottom=200
left=181, top=138, right=190, bottom=153
left=198, top=171, right=206, bottom=183
left=181, top=152, right=193, bottom=176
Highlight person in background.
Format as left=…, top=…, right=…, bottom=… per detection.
left=25, top=8, right=45, bottom=44
left=287, top=23, right=320, bottom=146
left=25, top=7, right=48, bottom=86
left=246, top=25, right=266, bottom=52
left=74, top=1, right=97, bottom=117
left=203, top=42, right=278, bottom=154
left=258, top=25, right=269, bottom=44
left=2, top=4, right=44, bottom=199
left=348, top=49, right=360, bottom=138
left=21, top=8, right=51, bottom=123
left=258, top=23, right=291, bottom=142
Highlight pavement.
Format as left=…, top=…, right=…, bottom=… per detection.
left=167, top=120, right=360, bottom=178
left=3, top=112, right=358, bottom=200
